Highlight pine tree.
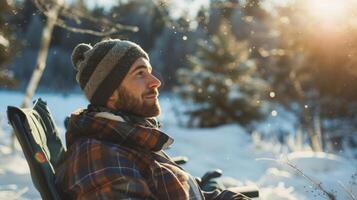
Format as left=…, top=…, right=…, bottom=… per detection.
left=243, top=0, right=267, bottom=18
left=177, top=21, right=266, bottom=127
left=263, top=1, right=357, bottom=151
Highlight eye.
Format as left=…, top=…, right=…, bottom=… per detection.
left=136, top=70, right=145, bottom=77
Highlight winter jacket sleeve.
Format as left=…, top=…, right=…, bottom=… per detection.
left=74, top=174, right=153, bottom=200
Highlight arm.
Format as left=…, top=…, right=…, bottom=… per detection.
left=76, top=174, right=153, bottom=200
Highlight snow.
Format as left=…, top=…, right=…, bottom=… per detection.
left=0, top=91, right=356, bottom=199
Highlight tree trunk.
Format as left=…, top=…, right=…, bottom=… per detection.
left=11, top=0, right=63, bottom=151
left=289, top=70, right=323, bottom=151
left=21, top=0, right=63, bottom=108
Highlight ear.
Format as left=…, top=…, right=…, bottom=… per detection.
left=106, top=89, right=119, bottom=109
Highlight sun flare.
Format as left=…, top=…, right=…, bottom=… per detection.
left=306, top=0, right=348, bottom=23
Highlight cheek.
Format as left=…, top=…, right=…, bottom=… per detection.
left=122, top=76, right=149, bottom=97
left=129, top=80, right=147, bottom=97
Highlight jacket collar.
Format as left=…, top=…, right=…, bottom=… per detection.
left=66, top=107, right=173, bottom=152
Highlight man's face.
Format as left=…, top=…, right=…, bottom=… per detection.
left=114, top=57, right=161, bottom=117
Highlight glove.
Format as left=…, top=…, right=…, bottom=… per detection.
left=197, top=169, right=224, bottom=191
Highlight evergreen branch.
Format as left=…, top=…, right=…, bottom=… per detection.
left=151, top=0, right=189, bottom=32
left=0, top=72, right=18, bottom=88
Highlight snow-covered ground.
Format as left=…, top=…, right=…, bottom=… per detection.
left=0, top=91, right=356, bottom=200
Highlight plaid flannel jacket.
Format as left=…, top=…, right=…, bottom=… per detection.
left=55, top=108, right=249, bottom=200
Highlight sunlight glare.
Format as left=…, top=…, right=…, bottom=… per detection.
left=307, top=0, right=348, bottom=24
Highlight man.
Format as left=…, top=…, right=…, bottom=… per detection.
left=55, top=39, right=249, bottom=200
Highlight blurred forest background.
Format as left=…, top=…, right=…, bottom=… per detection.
left=0, top=0, right=356, bottom=153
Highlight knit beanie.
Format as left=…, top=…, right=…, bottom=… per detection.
left=71, top=39, right=149, bottom=106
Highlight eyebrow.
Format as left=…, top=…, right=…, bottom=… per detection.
left=130, top=65, right=152, bottom=74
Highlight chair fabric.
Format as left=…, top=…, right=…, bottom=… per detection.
left=7, top=98, right=65, bottom=200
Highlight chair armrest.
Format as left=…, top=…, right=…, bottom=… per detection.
left=228, top=185, right=259, bottom=198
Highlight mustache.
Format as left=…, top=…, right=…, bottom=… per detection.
left=143, top=89, right=159, bottom=96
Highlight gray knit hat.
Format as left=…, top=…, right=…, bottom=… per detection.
left=71, top=39, right=149, bottom=106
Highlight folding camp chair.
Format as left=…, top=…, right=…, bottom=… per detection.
left=7, top=98, right=65, bottom=200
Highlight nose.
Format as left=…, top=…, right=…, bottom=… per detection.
left=148, top=73, right=161, bottom=89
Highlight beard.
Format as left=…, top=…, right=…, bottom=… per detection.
left=114, top=86, right=161, bottom=117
